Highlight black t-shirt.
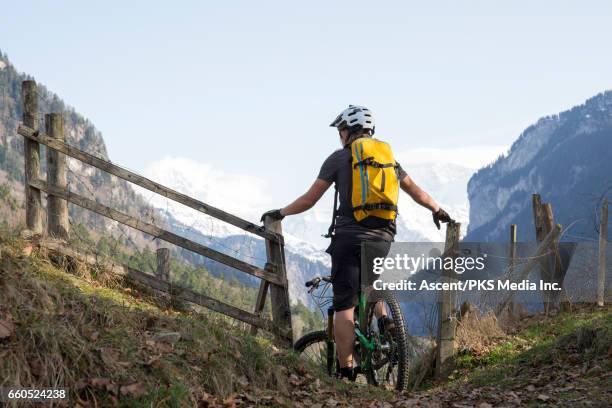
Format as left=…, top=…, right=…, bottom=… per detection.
left=317, top=144, right=408, bottom=242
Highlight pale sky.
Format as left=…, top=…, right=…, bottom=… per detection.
left=2, top=1, right=611, bottom=203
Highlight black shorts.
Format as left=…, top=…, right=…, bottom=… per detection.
left=327, top=237, right=391, bottom=312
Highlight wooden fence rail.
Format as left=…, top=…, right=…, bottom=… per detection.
left=18, top=80, right=293, bottom=345
left=27, top=178, right=286, bottom=287
left=16, top=123, right=281, bottom=244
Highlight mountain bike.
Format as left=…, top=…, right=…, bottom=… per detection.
left=293, top=275, right=410, bottom=390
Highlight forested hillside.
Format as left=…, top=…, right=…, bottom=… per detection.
left=0, top=50, right=322, bottom=336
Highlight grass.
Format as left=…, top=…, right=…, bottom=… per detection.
left=0, top=232, right=397, bottom=407
left=2, top=229, right=610, bottom=407
left=448, top=306, right=612, bottom=405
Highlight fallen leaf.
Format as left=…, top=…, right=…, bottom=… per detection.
left=89, top=378, right=118, bottom=394
left=152, top=331, right=181, bottom=344
left=289, top=374, right=302, bottom=386
left=156, top=342, right=173, bottom=353
left=120, top=382, right=146, bottom=398
left=586, top=365, right=603, bottom=376
left=537, top=394, right=550, bottom=402
left=99, top=348, right=121, bottom=367
left=0, top=318, right=15, bottom=339
left=75, top=379, right=88, bottom=390
left=325, top=397, right=338, bottom=407
left=22, top=244, right=33, bottom=257
left=235, top=375, right=249, bottom=387
left=146, top=340, right=172, bottom=353
left=143, top=355, right=161, bottom=368
left=28, top=357, right=44, bottom=377
left=202, top=350, right=214, bottom=362
left=222, top=394, right=236, bottom=408
left=241, top=392, right=257, bottom=403
left=526, top=384, right=536, bottom=392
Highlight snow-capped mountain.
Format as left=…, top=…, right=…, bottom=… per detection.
left=139, top=156, right=479, bottom=305
left=142, top=156, right=476, bottom=252
left=466, top=91, right=612, bottom=242
left=395, top=162, right=473, bottom=242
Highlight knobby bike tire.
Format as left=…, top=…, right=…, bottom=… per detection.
left=293, top=331, right=337, bottom=376
left=365, top=290, right=409, bottom=391
left=294, top=330, right=327, bottom=352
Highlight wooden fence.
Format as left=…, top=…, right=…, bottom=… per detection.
left=17, top=80, right=293, bottom=345
left=436, top=192, right=609, bottom=379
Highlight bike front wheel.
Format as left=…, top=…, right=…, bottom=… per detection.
left=293, top=330, right=337, bottom=377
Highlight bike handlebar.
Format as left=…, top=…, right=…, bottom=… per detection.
left=305, top=276, right=332, bottom=289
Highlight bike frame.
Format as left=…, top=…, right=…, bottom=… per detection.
left=326, top=291, right=378, bottom=375
left=355, top=292, right=377, bottom=371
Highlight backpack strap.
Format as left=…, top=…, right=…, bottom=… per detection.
left=353, top=203, right=398, bottom=212
left=323, top=184, right=339, bottom=238
left=353, top=158, right=398, bottom=169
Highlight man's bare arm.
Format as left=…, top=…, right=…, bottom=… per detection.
left=281, top=179, right=332, bottom=216
left=399, top=175, right=440, bottom=213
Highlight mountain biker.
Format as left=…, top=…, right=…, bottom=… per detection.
left=261, top=105, right=454, bottom=381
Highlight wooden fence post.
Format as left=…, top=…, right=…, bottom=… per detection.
left=263, top=216, right=293, bottom=345
left=532, top=194, right=554, bottom=313
left=250, top=281, right=269, bottom=335
left=22, top=80, right=43, bottom=234
left=532, top=194, right=545, bottom=242
left=156, top=247, right=170, bottom=282
left=510, top=224, right=517, bottom=272
left=45, top=113, right=70, bottom=240
left=542, top=203, right=564, bottom=308
left=598, top=200, right=608, bottom=307
left=436, top=222, right=461, bottom=379
left=500, top=224, right=518, bottom=316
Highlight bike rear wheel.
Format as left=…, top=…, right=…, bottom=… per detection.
left=363, top=290, right=409, bottom=391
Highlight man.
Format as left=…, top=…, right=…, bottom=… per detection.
left=261, top=105, right=454, bottom=380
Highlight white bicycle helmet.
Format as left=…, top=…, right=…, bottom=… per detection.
left=329, top=105, right=375, bottom=135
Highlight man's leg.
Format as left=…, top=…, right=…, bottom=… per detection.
left=334, top=307, right=355, bottom=368
left=365, top=241, right=393, bottom=331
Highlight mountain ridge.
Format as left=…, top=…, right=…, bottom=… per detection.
left=466, top=90, right=612, bottom=242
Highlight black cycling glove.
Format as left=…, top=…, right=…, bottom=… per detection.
left=260, top=209, right=285, bottom=222
left=432, top=208, right=454, bottom=230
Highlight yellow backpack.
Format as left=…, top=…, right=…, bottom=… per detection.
left=350, top=137, right=399, bottom=222
left=325, top=137, right=399, bottom=238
